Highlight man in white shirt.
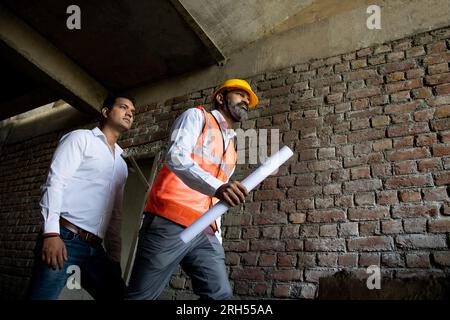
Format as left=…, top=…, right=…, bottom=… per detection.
left=126, top=79, right=259, bottom=300
left=28, top=94, right=135, bottom=300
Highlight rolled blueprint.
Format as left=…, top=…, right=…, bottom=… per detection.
left=180, top=145, right=294, bottom=243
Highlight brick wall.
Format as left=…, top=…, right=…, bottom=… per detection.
left=1, top=26, right=450, bottom=299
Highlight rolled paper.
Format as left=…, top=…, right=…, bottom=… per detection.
left=180, top=145, right=294, bottom=243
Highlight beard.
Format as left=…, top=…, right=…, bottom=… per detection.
left=228, top=101, right=249, bottom=122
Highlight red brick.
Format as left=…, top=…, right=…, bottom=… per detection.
left=423, top=52, right=450, bottom=65
left=429, top=219, right=450, bottom=233
left=301, top=226, right=318, bottom=238
left=242, top=227, right=259, bottom=239
left=268, top=269, right=302, bottom=281
left=297, top=253, right=317, bottom=267
left=307, top=209, right=346, bottom=223
left=355, top=192, right=375, bottom=206
left=435, top=106, right=450, bottom=118
left=406, top=68, right=425, bottom=79
left=393, top=136, right=414, bottom=148
left=392, top=204, right=439, bottom=218
left=379, top=60, right=417, bottom=74
left=304, top=238, right=345, bottom=252
left=399, top=190, right=421, bottom=202
left=347, top=129, right=386, bottom=143
left=344, top=179, right=382, bottom=192
left=277, top=254, right=297, bottom=267
left=387, top=123, right=430, bottom=138
left=385, top=79, right=422, bottom=94
left=251, top=240, right=285, bottom=251
left=273, top=285, right=290, bottom=298
left=425, top=72, right=450, bottom=85
left=394, top=161, right=417, bottom=175
left=254, top=212, right=287, bottom=225
left=348, top=207, right=389, bottom=221
left=359, top=221, right=381, bottom=236
left=241, top=252, right=258, bottom=266
left=387, top=147, right=430, bottom=161
left=418, top=158, right=443, bottom=172
left=345, top=69, right=378, bottom=81
left=435, top=171, right=450, bottom=185
left=416, top=133, right=438, bottom=146
left=318, top=253, right=338, bottom=267
left=423, top=187, right=449, bottom=201
left=426, top=41, right=448, bottom=54
left=352, top=98, right=370, bottom=110
left=428, top=63, right=449, bottom=75
left=346, top=87, right=381, bottom=100
left=385, top=101, right=420, bottom=114
left=223, top=240, right=250, bottom=252
left=382, top=253, right=405, bottom=267
left=286, top=239, right=304, bottom=251
left=432, top=144, right=450, bottom=157
left=396, top=234, right=447, bottom=249
left=390, top=90, right=411, bottom=102
left=406, top=253, right=431, bottom=268
left=385, top=174, right=433, bottom=189
left=258, top=254, right=277, bottom=266
left=431, top=118, right=450, bottom=131
left=433, top=252, right=450, bottom=267
left=377, top=191, right=398, bottom=205
left=359, top=253, right=381, bottom=266
left=414, top=109, right=434, bottom=122
left=230, top=267, right=264, bottom=280
left=403, top=218, right=427, bottom=233
left=428, top=95, right=450, bottom=107
left=435, top=83, right=450, bottom=95
left=347, top=236, right=393, bottom=251
left=411, top=87, right=432, bottom=99
left=338, top=253, right=358, bottom=267
left=381, top=220, right=403, bottom=234
left=386, top=72, right=405, bottom=82
left=288, top=213, right=306, bottom=224
left=254, top=189, right=285, bottom=201
left=350, top=166, right=370, bottom=180
left=372, top=163, right=393, bottom=178
left=323, top=183, right=342, bottom=195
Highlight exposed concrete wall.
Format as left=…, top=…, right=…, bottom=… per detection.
left=131, top=0, right=450, bottom=107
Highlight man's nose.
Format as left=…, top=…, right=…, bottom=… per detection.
left=243, top=96, right=250, bottom=107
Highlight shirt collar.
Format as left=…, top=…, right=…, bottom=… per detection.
left=211, top=110, right=237, bottom=138
left=92, top=127, right=124, bottom=155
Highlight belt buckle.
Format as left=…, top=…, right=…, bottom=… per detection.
left=83, top=232, right=91, bottom=242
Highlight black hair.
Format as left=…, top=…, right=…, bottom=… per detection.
left=100, top=93, right=136, bottom=125
left=102, top=93, right=136, bottom=110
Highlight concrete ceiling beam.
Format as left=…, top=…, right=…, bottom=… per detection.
left=0, top=4, right=108, bottom=115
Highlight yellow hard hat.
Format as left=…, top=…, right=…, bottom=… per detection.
left=212, top=79, right=259, bottom=108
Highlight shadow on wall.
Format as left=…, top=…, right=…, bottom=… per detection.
left=318, top=270, right=450, bottom=299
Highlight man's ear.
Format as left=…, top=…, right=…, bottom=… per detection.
left=215, top=93, right=224, bottom=106
left=101, top=107, right=109, bottom=119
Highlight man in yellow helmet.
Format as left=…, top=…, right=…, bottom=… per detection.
left=126, top=79, right=259, bottom=300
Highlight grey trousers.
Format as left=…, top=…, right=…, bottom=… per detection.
left=126, top=214, right=233, bottom=300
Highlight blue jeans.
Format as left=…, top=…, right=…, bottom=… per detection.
left=126, top=214, right=233, bottom=300
left=28, top=226, right=125, bottom=300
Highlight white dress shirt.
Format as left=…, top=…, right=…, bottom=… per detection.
left=40, top=127, right=127, bottom=261
left=165, top=108, right=236, bottom=242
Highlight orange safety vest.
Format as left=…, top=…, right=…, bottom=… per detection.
left=144, top=106, right=237, bottom=230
